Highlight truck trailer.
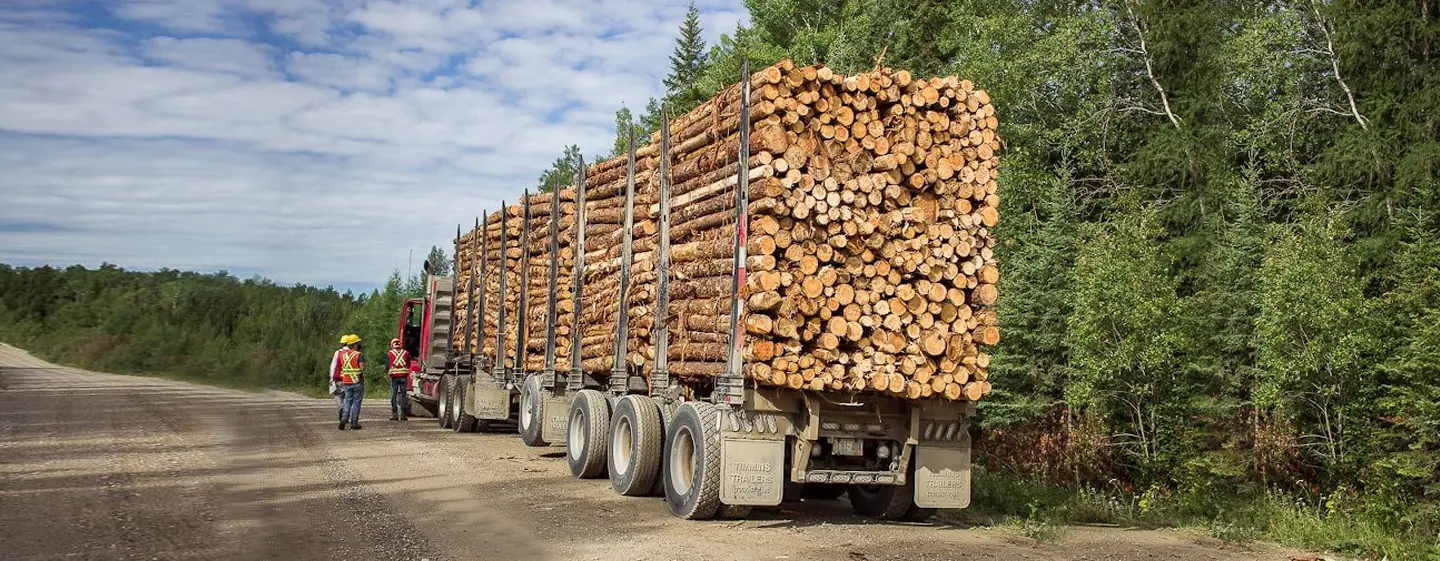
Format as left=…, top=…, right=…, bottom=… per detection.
left=397, top=59, right=996, bottom=521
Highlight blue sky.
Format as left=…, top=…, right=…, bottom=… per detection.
left=0, top=0, right=746, bottom=291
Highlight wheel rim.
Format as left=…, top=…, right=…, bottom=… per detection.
left=520, top=386, right=534, bottom=430
left=438, top=382, right=449, bottom=420
left=669, top=425, right=697, bottom=496
left=852, top=485, right=883, bottom=499
left=612, top=415, right=634, bottom=475
left=568, top=406, right=585, bottom=461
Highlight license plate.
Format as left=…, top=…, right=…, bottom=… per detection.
left=831, top=438, right=864, bottom=456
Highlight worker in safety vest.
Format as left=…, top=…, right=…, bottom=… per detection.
left=328, top=334, right=357, bottom=422
left=334, top=335, right=366, bottom=430
left=387, top=338, right=411, bottom=421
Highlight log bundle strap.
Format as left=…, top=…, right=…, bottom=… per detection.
left=453, top=59, right=999, bottom=403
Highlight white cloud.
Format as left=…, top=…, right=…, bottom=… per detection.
left=285, top=52, right=392, bottom=92
left=144, top=37, right=279, bottom=78
left=0, top=0, right=748, bottom=288
left=111, top=0, right=233, bottom=34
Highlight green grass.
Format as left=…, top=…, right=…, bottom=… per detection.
left=952, top=466, right=1440, bottom=560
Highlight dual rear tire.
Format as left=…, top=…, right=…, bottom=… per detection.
left=519, top=387, right=929, bottom=522
left=453, top=376, right=479, bottom=433
left=566, top=390, right=609, bottom=478
left=607, top=395, right=663, bottom=496
left=572, top=395, right=736, bottom=520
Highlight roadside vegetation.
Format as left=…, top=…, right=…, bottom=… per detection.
left=0, top=252, right=446, bottom=398
left=963, top=466, right=1432, bottom=559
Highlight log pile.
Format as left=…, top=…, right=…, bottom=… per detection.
left=453, top=60, right=999, bottom=402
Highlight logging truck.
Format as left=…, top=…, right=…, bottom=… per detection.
left=398, top=60, right=994, bottom=521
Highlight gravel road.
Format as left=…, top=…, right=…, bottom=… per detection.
left=0, top=344, right=1308, bottom=561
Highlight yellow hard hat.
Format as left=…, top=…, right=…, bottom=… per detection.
left=339, top=334, right=352, bottom=345
left=340, top=334, right=359, bottom=345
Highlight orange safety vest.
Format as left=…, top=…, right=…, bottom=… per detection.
left=337, top=348, right=364, bottom=384
left=387, top=349, right=410, bottom=377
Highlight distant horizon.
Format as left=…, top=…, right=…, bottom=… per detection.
left=1, top=258, right=386, bottom=297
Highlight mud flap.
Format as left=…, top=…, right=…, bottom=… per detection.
left=913, top=442, right=971, bottom=509
left=719, top=438, right=785, bottom=506
left=540, top=396, right=570, bottom=446
left=470, top=387, right=510, bottom=421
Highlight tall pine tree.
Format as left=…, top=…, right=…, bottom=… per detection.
left=663, top=2, right=709, bottom=115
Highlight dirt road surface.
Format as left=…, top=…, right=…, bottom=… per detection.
left=0, top=344, right=1307, bottom=561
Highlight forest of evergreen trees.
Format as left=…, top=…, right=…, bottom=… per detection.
left=0, top=248, right=449, bottom=395
left=2, top=0, right=1435, bottom=556
left=527, top=0, right=1438, bottom=554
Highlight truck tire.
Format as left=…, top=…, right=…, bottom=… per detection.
left=566, top=389, right=609, bottom=479
left=848, top=460, right=928, bottom=520
left=716, top=504, right=753, bottom=519
left=518, top=374, right=547, bottom=447
left=607, top=395, right=662, bottom=496
left=783, top=479, right=804, bottom=503
left=437, top=375, right=454, bottom=429
left=648, top=398, right=675, bottom=497
left=663, top=402, right=721, bottom=520
left=901, top=503, right=937, bottom=522
left=454, top=376, right=478, bottom=433
left=802, top=484, right=847, bottom=501
left=847, top=483, right=910, bottom=520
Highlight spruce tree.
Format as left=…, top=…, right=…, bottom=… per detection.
left=663, top=2, right=708, bottom=114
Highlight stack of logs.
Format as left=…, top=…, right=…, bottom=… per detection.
left=452, top=59, right=999, bottom=403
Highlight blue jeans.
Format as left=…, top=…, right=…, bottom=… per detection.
left=389, top=377, right=408, bottom=415
left=341, top=383, right=364, bottom=426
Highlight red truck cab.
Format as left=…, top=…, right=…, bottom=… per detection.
left=395, top=273, right=455, bottom=415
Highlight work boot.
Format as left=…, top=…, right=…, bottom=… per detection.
left=350, top=423, right=363, bottom=430
left=390, top=412, right=398, bottom=421
left=338, top=421, right=346, bottom=430
left=400, top=413, right=408, bottom=421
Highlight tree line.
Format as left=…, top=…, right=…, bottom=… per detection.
left=0, top=246, right=451, bottom=395
left=531, top=0, right=1439, bottom=550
